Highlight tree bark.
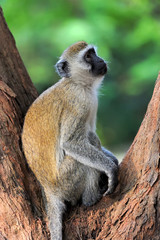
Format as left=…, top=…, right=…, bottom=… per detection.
left=0, top=6, right=160, bottom=240
left=0, top=8, right=50, bottom=240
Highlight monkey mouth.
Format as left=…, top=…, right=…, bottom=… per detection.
left=92, top=62, right=107, bottom=76
left=99, top=63, right=107, bottom=75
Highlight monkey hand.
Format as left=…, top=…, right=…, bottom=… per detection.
left=101, top=146, right=119, bottom=166
left=103, top=163, right=119, bottom=196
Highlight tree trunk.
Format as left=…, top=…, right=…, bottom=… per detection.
left=0, top=7, right=160, bottom=240
left=0, top=8, right=50, bottom=240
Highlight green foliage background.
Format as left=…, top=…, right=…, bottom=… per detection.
left=1, top=0, right=160, bottom=149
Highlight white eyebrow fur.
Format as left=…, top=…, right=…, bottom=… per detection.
left=78, top=44, right=98, bottom=59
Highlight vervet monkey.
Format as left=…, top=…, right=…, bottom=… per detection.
left=22, top=41, right=119, bottom=240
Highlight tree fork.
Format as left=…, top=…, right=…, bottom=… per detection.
left=0, top=6, right=160, bottom=240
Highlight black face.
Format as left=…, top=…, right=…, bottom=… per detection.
left=84, top=48, right=107, bottom=76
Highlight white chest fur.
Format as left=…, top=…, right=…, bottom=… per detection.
left=86, top=90, right=98, bottom=132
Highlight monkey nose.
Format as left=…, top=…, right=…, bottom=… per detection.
left=103, top=62, right=107, bottom=74
left=98, top=61, right=107, bottom=75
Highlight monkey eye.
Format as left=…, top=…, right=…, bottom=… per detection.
left=85, top=52, right=92, bottom=62
left=84, top=51, right=92, bottom=63
left=84, top=48, right=95, bottom=63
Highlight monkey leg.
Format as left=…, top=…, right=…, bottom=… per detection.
left=57, top=155, right=87, bottom=206
left=45, top=192, right=65, bottom=240
left=82, top=168, right=102, bottom=207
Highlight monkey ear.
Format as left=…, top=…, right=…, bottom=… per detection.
left=55, top=60, right=70, bottom=78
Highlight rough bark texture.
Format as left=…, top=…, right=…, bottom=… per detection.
left=64, top=73, right=160, bottom=240
left=0, top=8, right=50, bottom=240
left=0, top=6, right=160, bottom=240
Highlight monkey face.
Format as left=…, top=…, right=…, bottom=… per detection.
left=55, top=41, right=107, bottom=86
left=84, top=48, right=107, bottom=77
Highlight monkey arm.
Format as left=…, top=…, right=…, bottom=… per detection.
left=88, top=131, right=118, bottom=166
left=88, top=131, right=101, bottom=150
left=62, top=135, right=118, bottom=194
left=61, top=120, right=114, bottom=173
left=63, top=139, right=111, bottom=171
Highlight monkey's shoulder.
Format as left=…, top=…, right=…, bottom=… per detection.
left=26, top=79, right=97, bottom=123
left=52, top=79, right=93, bottom=111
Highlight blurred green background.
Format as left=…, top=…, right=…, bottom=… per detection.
left=1, top=0, right=160, bottom=156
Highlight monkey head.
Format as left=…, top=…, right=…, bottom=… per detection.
left=55, top=41, right=107, bottom=86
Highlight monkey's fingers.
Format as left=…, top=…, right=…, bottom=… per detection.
left=111, top=156, right=119, bottom=166
left=103, top=168, right=118, bottom=196
left=101, top=147, right=119, bottom=166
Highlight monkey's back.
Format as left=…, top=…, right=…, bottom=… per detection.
left=22, top=79, right=89, bottom=188
left=22, top=83, right=65, bottom=187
